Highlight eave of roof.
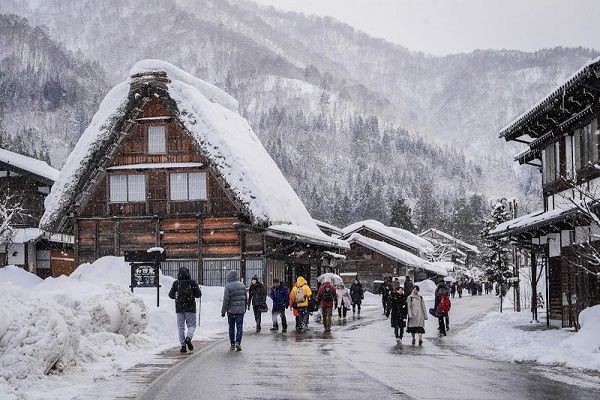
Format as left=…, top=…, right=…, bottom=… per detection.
left=499, top=56, right=600, bottom=141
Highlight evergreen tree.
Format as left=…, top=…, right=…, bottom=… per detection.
left=481, top=198, right=514, bottom=311
left=389, top=196, right=416, bottom=232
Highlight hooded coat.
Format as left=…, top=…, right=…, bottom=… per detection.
left=336, top=285, right=352, bottom=309
left=407, top=292, right=428, bottom=329
left=289, top=277, right=312, bottom=308
left=221, top=270, right=247, bottom=315
left=168, top=267, right=202, bottom=313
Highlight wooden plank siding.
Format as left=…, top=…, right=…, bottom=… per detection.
left=73, top=97, right=250, bottom=268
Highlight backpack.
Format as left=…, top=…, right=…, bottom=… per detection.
left=321, top=285, right=334, bottom=302
left=176, top=280, right=194, bottom=307
left=438, top=294, right=451, bottom=314
left=295, top=286, right=306, bottom=304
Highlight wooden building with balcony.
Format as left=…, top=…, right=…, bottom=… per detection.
left=40, top=60, right=348, bottom=287
left=489, top=56, right=600, bottom=328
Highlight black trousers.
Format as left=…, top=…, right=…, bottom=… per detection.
left=352, top=303, right=361, bottom=313
left=394, top=326, right=404, bottom=339
left=438, top=313, right=448, bottom=335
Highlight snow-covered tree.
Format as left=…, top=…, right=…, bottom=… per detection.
left=482, top=198, right=514, bottom=311
left=0, top=194, right=28, bottom=266
left=389, top=195, right=415, bottom=232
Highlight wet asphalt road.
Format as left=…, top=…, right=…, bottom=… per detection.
left=138, top=296, right=600, bottom=400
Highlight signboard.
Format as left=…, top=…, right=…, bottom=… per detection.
left=125, top=249, right=165, bottom=307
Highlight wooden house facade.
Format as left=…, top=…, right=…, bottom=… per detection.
left=0, top=149, right=74, bottom=277
left=488, top=57, right=600, bottom=328
left=40, top=60, right=347, bottom=288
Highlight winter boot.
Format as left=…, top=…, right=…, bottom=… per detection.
left=270, top=325, right=278, bottom=331
left=418, top=339, right=423, bottom=346
left=256, top=319, right=261, bottom=332
left=230, top=343, right=236, bottom=351
left=180, top=345, right=187, bottom=353
left=235, top=343, right=242, bottom=352
left=185, top=337, right=194, bottom=351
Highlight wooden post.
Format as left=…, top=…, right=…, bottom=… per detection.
left=240, top=230, right=247, bottom=285
left=531, top=250, right=538, bottom=322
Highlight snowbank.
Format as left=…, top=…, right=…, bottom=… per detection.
left=0, top=265, right=43, bottom=288
left=452, top=306, right=600, bottom=371
left=0, top=257, right=231, bottom=399
left=415, top=279, right=437, bottom=301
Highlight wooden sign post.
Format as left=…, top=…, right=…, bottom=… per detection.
left=125, top=248, right=166, bottom=307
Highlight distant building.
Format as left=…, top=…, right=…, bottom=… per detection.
left=41, top=60, right=348, bottom=287
left=419, top=228, right=480, bottom=269
left=0, top=148, right=74, bottom=277
left=488, top=56, right=600, bottom=328
left=332, top=220, right=446, bottom=290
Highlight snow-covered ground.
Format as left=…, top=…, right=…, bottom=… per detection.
left=452, top=304, right=600, bottom=371
left=0, top=258, right=233, bottom=400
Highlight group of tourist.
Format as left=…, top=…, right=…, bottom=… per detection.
left=167, top=267, right=453, bottom=353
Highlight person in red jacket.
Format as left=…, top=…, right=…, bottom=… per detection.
left=317, top=278, right=337, bottom=332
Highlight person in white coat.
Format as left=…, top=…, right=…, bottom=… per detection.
left=336, top=284, right=352, bottom=319
left=406, top=285, right=427, bottom=346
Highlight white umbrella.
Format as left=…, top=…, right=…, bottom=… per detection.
left=317, top=272, right=343, bottom=286
left=444, top=276, right=457, bottom=283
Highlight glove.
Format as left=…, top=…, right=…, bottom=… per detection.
left=221, top=313, right=225, bottom=318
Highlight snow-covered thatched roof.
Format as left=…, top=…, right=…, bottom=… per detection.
left=347, top=233, right=446, bottom=276
left=0, top=148, right=58, bottom=183
left=341, top=220, right=433, bottom=254
left=40, top=59, right=348, bottom=250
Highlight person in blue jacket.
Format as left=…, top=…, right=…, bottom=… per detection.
left=268, top=278, right=289, bottom=332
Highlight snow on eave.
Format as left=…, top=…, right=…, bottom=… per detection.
left=342, top=220, right=433, bottom=253
left=419, top=228, right=480, bottom=254
left=347, top=233, right=444, bottom=275
left=0, top=148, right=59, bottom=182
left=499, top=56, right=600, bottom=139
left=313, top=218, right=343, bottom=235
left=267, top=224, right=350, bottom=250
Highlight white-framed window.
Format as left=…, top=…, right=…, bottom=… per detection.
left=110, top=174, right=146, bottom=202
left=148, top=125, right=166, bottom=154
left=169, top=172, right=207, bottom=201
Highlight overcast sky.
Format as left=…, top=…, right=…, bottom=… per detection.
left=249, top=0, right=599, bottom=55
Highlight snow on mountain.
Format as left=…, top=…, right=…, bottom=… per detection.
left=1, top=0, right=598, bottom=227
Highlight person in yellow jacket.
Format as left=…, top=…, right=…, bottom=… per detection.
left=289, top=276, right=312, bottom=332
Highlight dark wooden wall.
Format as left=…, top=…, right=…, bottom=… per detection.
left=0, top=172, right=50, bottom=227
left=336, top=243, right=405, bottom=291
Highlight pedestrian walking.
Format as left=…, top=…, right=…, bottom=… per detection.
left=450, top=283, right=456, bottom=299
left=289, top=276, right=312, bottom=332
left=221, top=270, right=247, bottom=351
left=403, top=274, right=414, bottom=296
left=248, top=275, right=267, bottom=332
left=407, top=285, right=428, bottom=346
left=350, top=278, right=364, bottom=315
left=336, top=283, right=352, bottom=318
left=168, top=267, right=202, bottom=353
left=268, top=278, right=289, bottom=332
left=317, top=277, right=337, bottom=332
left=380, top=277, right=393, bottom=315
left=457, top=284, right=463, bottom=298
left=435, top=282, right=451, bottom=336
left=386, top=286, right=408, bottom=344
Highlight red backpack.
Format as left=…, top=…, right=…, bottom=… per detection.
left=438, top=294, right=451, bottom=314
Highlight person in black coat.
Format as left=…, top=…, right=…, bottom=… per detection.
left=248, top=275, right=267, bottom=332
left=386, top=286, right=408, bottom=343
left=350, top=278, right=364, bottom=315
left=380, top=277, right=393, bottom=315
left=403, top=275, right=414, bottom=296
left=168, top=267, right=202, bottom=353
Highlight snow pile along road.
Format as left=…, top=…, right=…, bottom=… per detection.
left=0, top=257, right=227, bottom=400
left=452, top=306, right=600, bottom=371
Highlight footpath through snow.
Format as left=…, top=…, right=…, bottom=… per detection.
left=0, top=258, right=229, bottom=400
